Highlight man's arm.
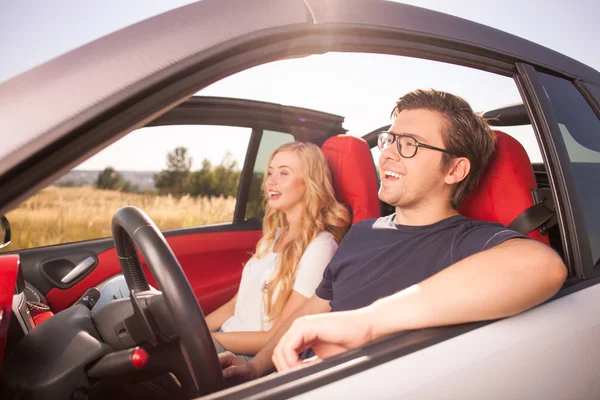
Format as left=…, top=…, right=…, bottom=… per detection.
left=273, top=239, right=567, bottom=371
left=220, top=294, right=331, bottom=380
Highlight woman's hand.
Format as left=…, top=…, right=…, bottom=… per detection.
left=272, top=309, right=374, bottom=371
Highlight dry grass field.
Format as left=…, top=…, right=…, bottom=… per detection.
left=2, top=186, right=236, bottom=252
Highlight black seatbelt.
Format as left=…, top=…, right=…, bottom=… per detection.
left=508, top=200, right=555, bottom=235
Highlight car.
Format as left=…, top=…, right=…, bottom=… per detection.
left=0, top=0, right=599, bottom=399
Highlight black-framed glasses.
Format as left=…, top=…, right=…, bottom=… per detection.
left=377, top=131, right=459, bottom=159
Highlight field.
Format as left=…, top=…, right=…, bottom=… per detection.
left=2, top=186, right=236, bottom=252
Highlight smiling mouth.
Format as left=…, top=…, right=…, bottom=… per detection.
left=268, top=191, right=282, bottom=200
left=383, top=170, right=404, bottom=180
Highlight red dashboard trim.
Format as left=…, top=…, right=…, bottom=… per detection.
left=0, top=254, right=20, bottom=368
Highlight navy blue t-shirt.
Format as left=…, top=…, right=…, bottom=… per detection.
left=315, top=214, right=526, bottom=312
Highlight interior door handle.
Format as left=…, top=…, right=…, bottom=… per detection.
left=61, top=256, right=96, bottom=284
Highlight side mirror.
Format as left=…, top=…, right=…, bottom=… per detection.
left=0, top=215, right=11, bottom=249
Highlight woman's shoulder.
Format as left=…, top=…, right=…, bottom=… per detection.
left=313, top=230, right=337, bottom=243
left=303, top=231, right=338, bottom=253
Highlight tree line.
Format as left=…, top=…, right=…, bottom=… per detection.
left=95, top=147, right=242, bottom=198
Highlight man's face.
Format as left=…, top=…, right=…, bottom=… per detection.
left=378, top=109, right=450, bottom=209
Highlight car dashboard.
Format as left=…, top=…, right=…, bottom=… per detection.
left=6, top=265, right=34, bottom=353
left=3, top=263, right=54, bottom=364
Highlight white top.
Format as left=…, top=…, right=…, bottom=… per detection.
left=221, top=231, right=338, bottom=332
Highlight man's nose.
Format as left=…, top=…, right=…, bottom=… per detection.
left=381, top=143, right=401, bottom=161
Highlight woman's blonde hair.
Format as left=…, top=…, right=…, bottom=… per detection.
left=255, top=141, right=351, bottom=320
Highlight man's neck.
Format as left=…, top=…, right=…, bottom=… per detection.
left=394, top=204, right=458, bottom=226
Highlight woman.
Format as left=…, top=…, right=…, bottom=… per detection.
left=205, top=141, right=351, bottom=359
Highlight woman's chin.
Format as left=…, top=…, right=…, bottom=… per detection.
left=270, top=202, right=295, bottom=215
left=268, top=200, right=283, bottom=210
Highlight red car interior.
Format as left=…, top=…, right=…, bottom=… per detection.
left=0, top=254, right=19, bottom=366
left=321, top=135, right=381, bottom=224
left=46, top=230, right=262, bottom=313
left=459, top=130, right=550, bottom=245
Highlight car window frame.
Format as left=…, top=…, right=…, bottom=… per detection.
left=515, top=63, right=596, bottom=280
left=542, top=75, right=600, bottom=268
left=579, top=81, right=600, bottom=117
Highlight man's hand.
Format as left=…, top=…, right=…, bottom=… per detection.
left=219, top=352, right=258, bottom=383
left=272, top=310, right=374, bottom=371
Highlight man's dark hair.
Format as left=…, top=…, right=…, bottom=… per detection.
left=391, top=89, right=496, bottom=209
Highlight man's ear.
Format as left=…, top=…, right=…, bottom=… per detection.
left=444, top=157, right=471, bottom=185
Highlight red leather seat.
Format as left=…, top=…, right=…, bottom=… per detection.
left=321, top=135, right=381, bottom=224
left=459, top=130, right=550, bottom=245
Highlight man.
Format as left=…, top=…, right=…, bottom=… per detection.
left=220, top=89, right=567, bottom=378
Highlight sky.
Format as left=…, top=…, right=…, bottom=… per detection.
left=1, top=0, right=598, bottom=171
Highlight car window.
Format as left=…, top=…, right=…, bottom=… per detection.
left=245, top=130, right=295, bottom=220
left=3, top=124, right=252, bottom=251
left=536, top=72, right=600, bottom=265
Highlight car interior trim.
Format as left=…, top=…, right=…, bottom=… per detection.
left=234, top=128, right=263, bottom=223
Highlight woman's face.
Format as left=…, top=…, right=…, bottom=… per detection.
left=266, top=150, right=306, bottom=215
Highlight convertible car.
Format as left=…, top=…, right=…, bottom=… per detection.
left=1, top=0, right=599, bottom=399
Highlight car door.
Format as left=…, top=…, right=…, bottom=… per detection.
left=3, top=96, right=346, bottom=314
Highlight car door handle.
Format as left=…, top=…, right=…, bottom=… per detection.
left=61, top=256, right=96, bottom=284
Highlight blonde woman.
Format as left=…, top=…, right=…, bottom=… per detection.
left=205, top=141, right=351, bottom=359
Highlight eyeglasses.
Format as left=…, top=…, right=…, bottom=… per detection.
left=377, top=131, right=459, bottom=159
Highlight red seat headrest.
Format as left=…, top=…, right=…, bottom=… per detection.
left=459, top=130, right=549, bottom=244
left=321, top=136, right=381, bottom=224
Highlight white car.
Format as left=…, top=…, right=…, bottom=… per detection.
left=0, top=0, right=599, bottom=399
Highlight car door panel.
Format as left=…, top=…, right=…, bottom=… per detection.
left=20, top=228, right=261, bottom=313
left=141, top=229, right=263, bottom=314
left=39, top=253, right=99, bottom=290
left=18, top=239, right=115, bottom=296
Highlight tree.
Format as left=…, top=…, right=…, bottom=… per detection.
left=154, top=147, right=192, bottom=196
left=186, top=159, right=214, bottom=197
left=119, top=180, right=140, bottom=194
left=185, top=152, right=241, bottom=198
left=210, top=153, right=241, bottom=197
left=96, top=167, right=139, bottom=192
left=96, top=167, right=125, bottom=190
left=55, top=180, right=78, bottom=188
left=245, top=171, right=266, bottom=220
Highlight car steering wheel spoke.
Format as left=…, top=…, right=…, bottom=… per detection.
left=123, top=289, right=159, bottom=347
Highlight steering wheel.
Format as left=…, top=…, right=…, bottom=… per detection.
left=111, top=206, right=224, bottom=395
